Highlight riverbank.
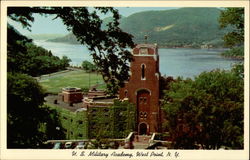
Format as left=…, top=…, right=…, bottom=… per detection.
left=221, top=55, right=244, bottom=60
left=220, top=46, right=244, bottom=60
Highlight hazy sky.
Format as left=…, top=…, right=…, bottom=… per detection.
left=9, top=7, right=178, bottom=35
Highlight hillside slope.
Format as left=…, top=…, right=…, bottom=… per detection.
left=48, top=8, right=228, bottom=48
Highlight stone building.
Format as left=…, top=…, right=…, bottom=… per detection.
left=119, top=43, right=161, bottom=135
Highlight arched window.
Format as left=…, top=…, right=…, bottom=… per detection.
left=124, top=90, right=128, bottom=97
left=141, top=64, right=145, bottom=80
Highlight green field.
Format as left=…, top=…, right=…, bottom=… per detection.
left=39, top=70, right=105, bottom=94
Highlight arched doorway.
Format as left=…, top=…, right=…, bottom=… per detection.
left=139, top=123, right=148, bottom=135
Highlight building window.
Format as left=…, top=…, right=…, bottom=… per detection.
left=139, top=112, right=148, bottom=119
left=143, top=97, right=147, bottom=104
left=78, top=134, right=83, bottom=137
left=103, top=108, right=109, bottom=112
left=124, top=90, right=128, bottom=97
left=91, top=109, right=97, bottom=112
left=139, top=97, right=143, bottom=104
left=140, top=112, right=144, bottom=119
left=140, top=48, right=148, bottom=54
left=104, top=113, right=109, bottom=117
left=141, top=64, right=146, bottom=80
left=78, top=120, right=83, bottom=124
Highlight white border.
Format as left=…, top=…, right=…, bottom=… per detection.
left=1, top=1, right=249, bottom=160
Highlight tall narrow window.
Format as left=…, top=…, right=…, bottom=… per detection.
left=124, top=90, right=128, bottom=97
left=141, top=64, right=145, bottom=79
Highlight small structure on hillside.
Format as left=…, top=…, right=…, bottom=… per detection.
left=59, top=87, right=83, bottom=103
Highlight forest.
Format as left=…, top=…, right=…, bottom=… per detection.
left=161, top=65, right=244, bottom=149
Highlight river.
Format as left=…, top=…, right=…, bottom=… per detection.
left=34, top=40, right=241, bottom=78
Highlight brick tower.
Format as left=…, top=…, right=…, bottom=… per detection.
left=119, top=43, right=160, bottom=135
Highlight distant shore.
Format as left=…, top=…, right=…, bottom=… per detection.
left=43, top=39, right=227, bottom=50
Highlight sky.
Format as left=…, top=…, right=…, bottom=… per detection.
left=8, top=7, right=178, bottom=36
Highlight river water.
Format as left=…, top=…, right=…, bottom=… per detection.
left=34, top=40, right=241, bottom=78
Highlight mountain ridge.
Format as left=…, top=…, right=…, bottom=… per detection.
left=48, top=8, right=228, bottom=48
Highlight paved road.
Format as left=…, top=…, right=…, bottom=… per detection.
left=35, top=68, right=83, bottom=81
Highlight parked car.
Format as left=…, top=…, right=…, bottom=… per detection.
left=52, top=142, right=61, bottom=149
left=64, top=142, right=73, bottom=149
left=75, top=142, right=86, bottom=149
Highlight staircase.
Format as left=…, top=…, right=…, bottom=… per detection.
left=133, top=135, right=152, bottom=149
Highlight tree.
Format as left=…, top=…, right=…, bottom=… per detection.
left=81, top=60, right=97, bottom=72
left=7, top=24, right=32, bottom=74
left=162, top=69, right=244, bottom=149
left=8, top=7, right=135, bottom=94
left=219, top=8, right=244, bottom=47
left=219, top=8, right=244, bottom=59
left=60, top=56, right=71, bottom=68
left=7, top=73, right=65, bottom=148
left=8, top=73, right=44, bottom=148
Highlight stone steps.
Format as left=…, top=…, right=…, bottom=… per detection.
left=133, top=135, right=152, bottom=149
left=133, top=142, right=149, bottom=149
left=135, top=135, right=151, bottom=143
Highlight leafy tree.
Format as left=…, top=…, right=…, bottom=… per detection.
left=219, top=8, right=244, bottom=59
left=60, top=56, right=71, bottom=69
left=221, top=46, right=244, bottom=59
left=81, top=60, right=97, bottom=72
left=8, top=7, right=135, bottom=94
left=219, top=8, right=244, bottom=47
left=7, top=24, right=32, bottom=74
left=7, top=73, right=65, bottom=148
left=8, top=25, right=71, bottom=76
left=162, top=69, right=244, bottom=149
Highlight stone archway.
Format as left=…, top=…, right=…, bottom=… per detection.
left=139, top=123, right=148, bottom=135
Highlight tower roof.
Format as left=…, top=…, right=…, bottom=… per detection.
left=133, top=43, right=158, bottom=55
left=135, top=43, right=158, bottom=49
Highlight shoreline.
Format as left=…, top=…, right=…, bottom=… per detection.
left=221, top=55, right=244, bottom=60
left=38, top=39, right=228, bottom=50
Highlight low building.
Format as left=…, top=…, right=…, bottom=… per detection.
left=59, top=87, right=83, bottom=103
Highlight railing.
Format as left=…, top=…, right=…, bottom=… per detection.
left=149, top=133, right=156, bottom=146
left=147, top=132, right=172, bottom=149
left=124, top=132, right=135, bottom=149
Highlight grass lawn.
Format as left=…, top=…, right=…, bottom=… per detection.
left=39, top=70, right=105, bottom=94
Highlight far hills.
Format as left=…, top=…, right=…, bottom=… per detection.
left=48, top=8, right=229, bottom=48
